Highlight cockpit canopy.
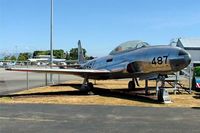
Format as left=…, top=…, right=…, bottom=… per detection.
left=109, top=40, right=149, bottom=55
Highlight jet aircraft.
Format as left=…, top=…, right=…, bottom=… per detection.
left=6, top=40, right=191, bottom=101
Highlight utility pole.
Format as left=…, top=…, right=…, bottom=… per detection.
left=50, top=0, right=53, bottom=83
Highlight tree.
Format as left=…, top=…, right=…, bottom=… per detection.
left=69, top=48, right=86, bottom=60
left=18, top=52, right=32, bottom=61
left=10, top=56, right=17, bottom=61
left=33, top=49, right=65, bottom=59
left=18, top=54, right=26, bottom=61
left=4, top=56, right=11, bottom=60
left=32, top=47, right=89, bottom=60
left=33, top=51, right=48, bottom=57
left=194, top=66, right=200, bottom=77
left=53, top=49, right=65, bottom=59
left=3, top=55, right=16, bottom=61
left=69, top=48, right=78, bottom=60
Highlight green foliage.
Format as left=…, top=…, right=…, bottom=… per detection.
left=4, top=56, right=11, bottom=60
left=3, top=55, right=17, bottom=61
left=33, top=51, right=49, bottom=57
left=69, top=48, right=86, bottom=60
left=69, top=48, right=78, bottom=60
left=18, top=53, right=31, bottom=61
left=32, top=47, right=89, bottom=61
left=2, top=46, right=91, bottom=62
left=33, top=49, right=65, bottom=59
left=194, top=67, right=200, bottom=77
left=53, top=49, right=65, bottom=59
left=10, top=56, right=17, bottom=61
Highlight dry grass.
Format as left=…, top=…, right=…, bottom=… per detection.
left=0, top=79, right=200, bottom=108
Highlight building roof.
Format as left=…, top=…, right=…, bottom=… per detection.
left=179, top=38, right=200, bottom=48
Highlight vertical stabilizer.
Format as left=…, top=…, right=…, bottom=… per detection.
left=78, top=40, right=85, bottom=64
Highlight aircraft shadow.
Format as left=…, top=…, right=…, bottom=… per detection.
left=0, top=83, right=159, bottom=104
left=191, top=107, right=200, bottom=110
left=192, top=92, right=200, bottom=99
left=92, top=87, right=158, bottom=104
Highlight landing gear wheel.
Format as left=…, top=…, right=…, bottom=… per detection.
left=88, top=82, right=94, bottom=90
left=128, top=81, right=135, bottom=90
left=87, top=82, right=94, bottom=95
left=80, top=84, right=90, bottom=92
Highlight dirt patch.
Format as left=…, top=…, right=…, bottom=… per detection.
left=0, top=79, right=200, bottom=108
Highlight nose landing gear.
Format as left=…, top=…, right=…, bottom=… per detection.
left=128, top=76, right=171, bottom=103
left=156, top=76, right=171, bottom=103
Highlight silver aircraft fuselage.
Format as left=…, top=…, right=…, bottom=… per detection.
left=82, top=45, right=191, bottom=80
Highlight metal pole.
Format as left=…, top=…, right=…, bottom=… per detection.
left=145, top=80, right=148, bottom=95
left=26, top=62, right=29, bottom=90
left=45, top=66, right=48, bottom=86
left=58, top=74, right=60, bottom=84
left=189, top=65, right=192, bottom=94
left=50, top=0, right=54, bottom=83
left=45, top=73, right=48, bottom=86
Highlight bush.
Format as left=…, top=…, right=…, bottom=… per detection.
left=194, top=66, right=200, bottom=77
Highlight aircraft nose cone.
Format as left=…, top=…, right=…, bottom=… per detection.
left=179, top=49, right=191, bottom=66
left=178, top=49, right=191, bottom=68
left=170, top=48, right=191, bottom=72
left=185, top=53, right=191, bottom=65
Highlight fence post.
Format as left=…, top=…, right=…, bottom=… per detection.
left=26, top=61, right=29, bottom=90
left=45, top=65, right=48, bottom=86
left=58, top=74, right=60, bottom=84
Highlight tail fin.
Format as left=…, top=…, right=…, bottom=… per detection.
left=78, top=40, right=85, bottom=64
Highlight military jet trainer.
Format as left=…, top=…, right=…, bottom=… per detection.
left=6, top=40, right=191, bottom=102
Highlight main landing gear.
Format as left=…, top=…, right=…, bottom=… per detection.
left=80, top=78, right=94, bottom=92
left=128, top=78, right=139, bottom=90
left=128, top=80, right=135, bottom=90
left=128, top=78, right=149, bottom=95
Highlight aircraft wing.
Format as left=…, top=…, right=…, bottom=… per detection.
left=6, top=67, right=111, bottom=78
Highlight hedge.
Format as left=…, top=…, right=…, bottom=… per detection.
left=194, top=66, right=200, bottom=77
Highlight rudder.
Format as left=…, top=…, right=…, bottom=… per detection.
left=78, top=40, right=85, bottom=64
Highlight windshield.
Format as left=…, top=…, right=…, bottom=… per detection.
left=109, top=40, right=149, bottom=55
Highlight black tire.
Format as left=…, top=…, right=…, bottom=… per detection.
left=128, top=81, right=135, bottom=90
left=80, top=84, right=90, bottom=92
left=88, top=82, right=94, bottom=90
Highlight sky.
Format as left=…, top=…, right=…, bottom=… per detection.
left=0, top=0, right=200, bottom=57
